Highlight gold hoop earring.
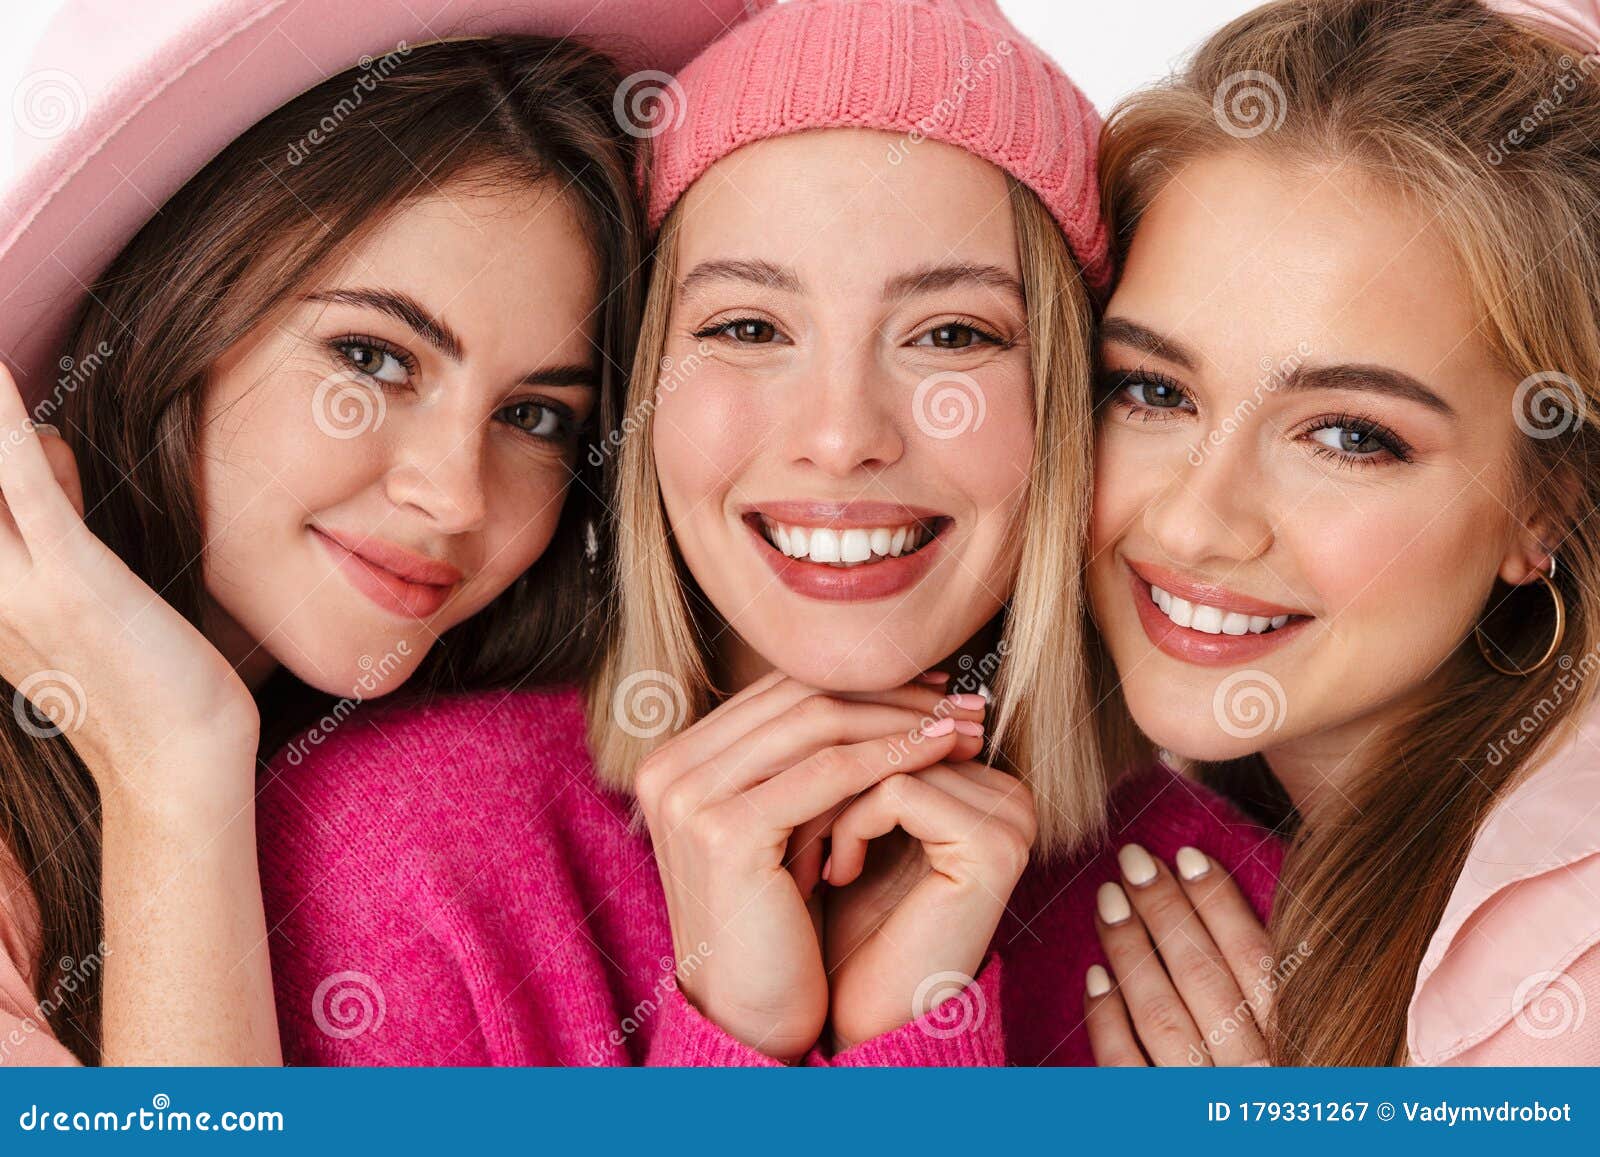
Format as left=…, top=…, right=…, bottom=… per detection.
left=1474, top=560, right=1566, bottom=676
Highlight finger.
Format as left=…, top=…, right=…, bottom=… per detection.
left=673, top=697, right=983, bottom=808
left=1084, top=965, right=1150, bottom=1066
left=824, top=771, right=991, bottom=887
left=0, top=363, right=85, bottom=544
left=913, top=763, right=1033, bottom=835
left=740, top=724, right=969, bottom=832
left=36, top=428, right=84, bottom=519
left=1173, top=847, right=1279, bottom=1023
left=1115, top=845, right=1266, bottom=1064
left=1095, top=881, right=1206, bottom=1066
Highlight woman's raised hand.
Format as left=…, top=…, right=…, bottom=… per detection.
left=0, top=363, right=258, bottom=806
left=632, top=670, right=985, bottom=1061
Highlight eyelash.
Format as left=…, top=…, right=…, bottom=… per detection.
left=690, top=315, right=1009, bottom=350
left=329, top=333, right=418, bottom=386
left=1097, top=369, right=1415, bottom=467
left=328, top=334, right=580, bottom=445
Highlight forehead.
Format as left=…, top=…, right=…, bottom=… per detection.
left=1111, top=151, right=1489, bottom=383
left=674, top=129, right=1020, bottom=290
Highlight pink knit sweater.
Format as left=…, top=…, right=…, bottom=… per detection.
left=256, top=686, right=1282, bottom=1066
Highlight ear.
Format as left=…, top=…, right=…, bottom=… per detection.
left=1498, top=515, right=1560, bottom=587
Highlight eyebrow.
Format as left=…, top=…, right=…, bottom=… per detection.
left=1100, top=315, right=1457, bottom=419
left=303, top=287, right=464, bottom=361
left=883, top=262, right=1024, bottom=304
left=304, top=286, right=598, bottom=391
left=678, top=259, right=1024, bottom=304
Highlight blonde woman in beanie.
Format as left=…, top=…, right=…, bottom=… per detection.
left=253, top=0, right=1278, bottom=1067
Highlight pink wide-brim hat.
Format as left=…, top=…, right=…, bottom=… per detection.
left=0, top=0, right=767, bottom=409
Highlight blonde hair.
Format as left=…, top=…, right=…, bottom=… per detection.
left=1097, top=0, right=1600, bottom=1063
left=585, top=174, right=1108, bottom=857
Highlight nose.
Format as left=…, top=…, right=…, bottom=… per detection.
left=1141, top=432, right=1274, bottom=568
left=383, top=413, right=490, bottom=534
left=782, top=344, right=905, bottom=477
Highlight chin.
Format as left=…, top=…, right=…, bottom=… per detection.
left=271, top=633, right=426, bottom=701
left=1121, top=687, right=1269, bottom=765
left=756, top=630, right=930, bottom=694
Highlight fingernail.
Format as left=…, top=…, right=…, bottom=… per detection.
left=821, top=856, right=832, bottom=883
left=953, top=720, right=984, bottom=737
left=1097, top=881, right=1131, bottom=925
left=1086, top=964, right=1112, bottom=998
left=32, top=422, right=59, bottom=438
left=945, top=693, right=987, bottom=710
left=1118, top=843, right=1158, bottom=888
left=914, top=671, right=951, bottom=684
left=922, top=717, right=955, bottom=737
left=1175, top=846, right=1212, bottom=881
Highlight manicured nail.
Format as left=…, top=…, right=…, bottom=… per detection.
left=1118, top=843, right=1158, bottom=888
left=32, top=422, right=59, bottom=438
left=953, top=720, right=984, bottom=737
left=1175, top=846, right=1212, bottom=882
left=1097, top=881, right=1131, bottom=925
left=914, top=671, right=951, bottom=685
left=922, top=717, right=955, bottom=737
left=946, top=693, right=987, bottom=710
left=1086, top=964, right=1112, bottom=998
left=821, top=856, right=832, bottom=883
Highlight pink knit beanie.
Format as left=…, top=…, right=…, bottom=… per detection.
left=647, top=0, right=1112, bottom=292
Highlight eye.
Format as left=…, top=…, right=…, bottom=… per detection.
left=1303, top=415, right=1412, bottom=466
left=1100, top=369, right=1193, bottom=416
left=332, top=337, right=413, bottom=386
left=498, top=399, right=574, bottom=443
left=694, top=317, right=784, bottom=344
left=911, top=321, right=1005, bottom=350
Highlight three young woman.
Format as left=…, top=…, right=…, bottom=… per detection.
left=4, top=0, right=1596, bottom=1068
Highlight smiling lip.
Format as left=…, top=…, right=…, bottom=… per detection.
left=744, top=500, right=949, bottom=603
left=312, top=527, right=464, bottom=620
left=1126, top=558, right=1311, bottom=666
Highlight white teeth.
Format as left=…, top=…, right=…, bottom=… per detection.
left=808, top=527, right=841, bottom=563
left=759, top=518, right=933, bottom=567
left=1149, top=583, right=1295, bottom=637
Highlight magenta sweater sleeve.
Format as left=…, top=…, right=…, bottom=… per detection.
left=821, top=954, right=1006, bottom=1066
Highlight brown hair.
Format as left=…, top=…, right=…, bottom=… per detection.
left=585, top=173, right=1109, bottom=858
left=0, top=35, right=646, bottom=1062
left=1096, top=0, right=1600, bottom=1063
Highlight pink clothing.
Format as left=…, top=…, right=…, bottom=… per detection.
left=643, top=0, right=1112, bottom=291
left=254, top=686, right=1279, bottom=1065
left=1408, top=710, right=1600, bottom=1065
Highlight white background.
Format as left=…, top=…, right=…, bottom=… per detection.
left=0, top=0, right=1259, bottom=184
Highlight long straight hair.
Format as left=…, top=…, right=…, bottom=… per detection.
left=1096, top=0, right=1600, bottom=1064
left=1, top=36, right=646, bottom=1062
left=585, top=174, right=1110, bottom=858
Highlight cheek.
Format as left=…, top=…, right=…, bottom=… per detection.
left=1090, top=427, right=1155, bottom=554
left=654, top=370, right=767, bottom=509
left=477, top=454, right=576, bottom=582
